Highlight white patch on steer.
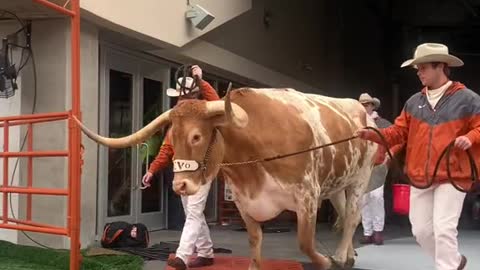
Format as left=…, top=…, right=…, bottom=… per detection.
left=253, top=89, right=367, bottom=186
left=230, top=169, right=297, bottom=222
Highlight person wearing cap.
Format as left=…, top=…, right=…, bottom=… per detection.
left=356, top=43, right=480, bottom=270
left=358, top=93, right=392, bottom=245
left=142, top=65, right=219, bottom=270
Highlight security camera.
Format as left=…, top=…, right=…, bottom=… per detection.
left=185, top=4, right=215, bottom=30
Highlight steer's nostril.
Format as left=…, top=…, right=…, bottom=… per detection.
left=179, top=181, right=186, bottom=191
left=173, top=180, right=188, bottom=195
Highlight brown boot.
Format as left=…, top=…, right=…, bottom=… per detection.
left=167, top=257, right=187, bottom=270
left=188, top=257, right=214, bottom=268
left=373, top=231, right=384, bottom=245
left=458, top=255, right=467, bottom=270
left=360, top=235, right=373, bottom=244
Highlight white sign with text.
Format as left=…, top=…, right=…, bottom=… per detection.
left=173, top=159, right=200, bottom=173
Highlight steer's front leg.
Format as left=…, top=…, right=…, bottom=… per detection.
left=297, top=197, right=332, bottom=270
left=237, top=206, right=263, bottom=270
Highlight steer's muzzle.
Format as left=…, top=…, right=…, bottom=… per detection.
left=172, top=178, right=200, bottom=196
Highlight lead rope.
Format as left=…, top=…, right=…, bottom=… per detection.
left=219, top=135, right=359, bottom=167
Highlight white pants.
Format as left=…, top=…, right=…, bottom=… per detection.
left=410, top=184, right=466, bottom=270
left=176, top=181, right=214, bottom=263
left=362, top=185, right=385, bottom=236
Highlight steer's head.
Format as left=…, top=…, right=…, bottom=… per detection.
left=75, top=91, right=248, bottom=196
left=169, top=95, right=248, bottom=195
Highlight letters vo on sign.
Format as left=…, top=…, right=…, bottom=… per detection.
left=173, top=159, right=200, bottom=173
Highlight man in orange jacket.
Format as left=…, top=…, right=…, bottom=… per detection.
left=356, top=43, right=479, bottom=270
left=142, top=65, right=220, bottom=270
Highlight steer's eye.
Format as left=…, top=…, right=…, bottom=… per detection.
left=191, top=134, right=201, bottom=145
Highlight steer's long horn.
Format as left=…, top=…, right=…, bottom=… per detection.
left=206, top=89, right=248, bottom=128
left=74, top=110, right=171, bottom=148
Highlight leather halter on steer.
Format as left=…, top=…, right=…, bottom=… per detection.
left=172, top=129, right=219, bottom=185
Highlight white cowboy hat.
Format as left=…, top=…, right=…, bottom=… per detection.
left=359, top=93, right=380, bottom=109
left=401, top=43, right=464, bottom=68
left=166, top=77, right=200, bottom=97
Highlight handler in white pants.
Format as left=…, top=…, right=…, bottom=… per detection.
left=361, top=163, right=388, bottom=245
left=176, top=181, right=214, bottom=262
left=410, top=184, right=466, bottom=270
left=142, top=65, right=219, bottom=270
left=362, top=185, right=385, bottom=241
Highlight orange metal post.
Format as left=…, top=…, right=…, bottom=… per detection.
left=27, top=124, right=33, bottom=221
left=70, top=0, right=82, bottom=269
left=2, top=121, right=9, bottom=224
left=67, top=124, right=72, bottom=234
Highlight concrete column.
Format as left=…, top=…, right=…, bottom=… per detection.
left=16, top=19, right=99, bottom=249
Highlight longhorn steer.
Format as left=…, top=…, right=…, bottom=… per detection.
left=76, top=88, right=378, bottom=270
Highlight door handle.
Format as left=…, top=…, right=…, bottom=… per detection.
left=139, top=143, right=150, bottom=190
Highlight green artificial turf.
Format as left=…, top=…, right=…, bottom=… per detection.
left=0, top=240, right=144, bottom=270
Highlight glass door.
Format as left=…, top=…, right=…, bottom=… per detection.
left=135, top=61, right=170, bottom=230
left=106, top=69, right=135, bottom=219
left=98, top=46, right=169, bottom=234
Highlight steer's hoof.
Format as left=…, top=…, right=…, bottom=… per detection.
left=327, top=256, right=345, bottom=270
left=345, top=258, right=355, bottom=269
left=247, top=260, right=260, bottom=270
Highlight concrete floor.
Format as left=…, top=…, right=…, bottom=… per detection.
left=141, top=223, right=480, bottom=270
left=355, top=230, right=479, bottom=270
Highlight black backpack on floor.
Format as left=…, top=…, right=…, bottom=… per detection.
left=101, top=221, right=149, bottom=248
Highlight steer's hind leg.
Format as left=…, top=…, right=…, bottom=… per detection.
left=330, top=192, right=358, bottom=268
left=329, top=191, right=346, bottom=233
left=237, top=206, right=263, bottom=270
left=332, top=173, right=369, bottom=269
left=297, top=197, right=332, bottom=270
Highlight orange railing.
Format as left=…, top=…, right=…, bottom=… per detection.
left=0, top=1, right=83, bottom=269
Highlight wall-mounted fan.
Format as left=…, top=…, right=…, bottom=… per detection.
left=0, top=38, right=18, bottom=98
left=0, top=10, right=31, bottom=99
